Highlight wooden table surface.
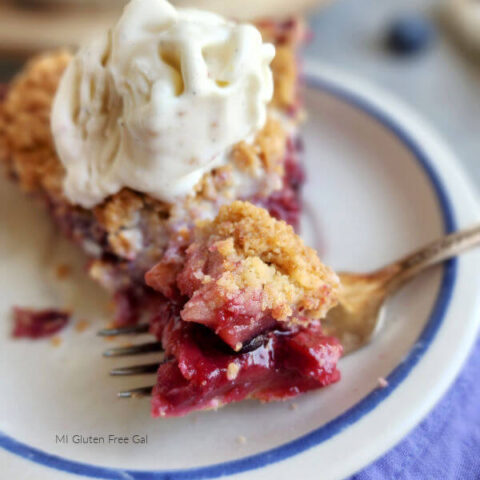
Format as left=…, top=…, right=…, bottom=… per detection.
left=0, top=0, right=330, bottom=57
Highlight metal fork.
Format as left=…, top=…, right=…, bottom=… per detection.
left=98, top=323, right=269, bottom=398
left=99, top=223, right=480, bottom=399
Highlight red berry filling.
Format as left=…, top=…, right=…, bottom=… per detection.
left=12, top=307, right=70, bottom=338
left=150, top=306, right=341, bottom=417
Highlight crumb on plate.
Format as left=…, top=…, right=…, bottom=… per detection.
left=74, top=319, right=90, bottom=333
left=377, top=377, right=389, bottom=389
left=55, top=263, right=72, bottom=280
left=236, top=435, right=247, bottom=445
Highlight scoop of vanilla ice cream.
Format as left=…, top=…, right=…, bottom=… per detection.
left=51, top=0, right=275, bottom=207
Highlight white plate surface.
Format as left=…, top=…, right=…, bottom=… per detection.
left=1, top=62, right=480, bottom=480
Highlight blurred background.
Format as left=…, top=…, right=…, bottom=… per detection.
left=1, top=0, right=479, bottom=188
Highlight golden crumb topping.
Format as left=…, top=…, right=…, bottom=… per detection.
left=94, top=189, right=144, bottom=233
left=0, top=50, right=70, bottom=197
left=233, top=116, right=286, bottom=176
left=271, top=45, right=297, bottom=110
left=198, top=201, right=340, bottom=321
left=259, top=19, right=305, bottom=111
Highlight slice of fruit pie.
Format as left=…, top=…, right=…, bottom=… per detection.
left=147, top=201, right=341, bottom=417
left=0, top=0, right=343, bottom=416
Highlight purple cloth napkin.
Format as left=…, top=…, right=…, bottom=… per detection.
left=350, top=334, right=480, bottom=480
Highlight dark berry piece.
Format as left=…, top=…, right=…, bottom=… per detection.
left=386, top=16, right=434, bottom=55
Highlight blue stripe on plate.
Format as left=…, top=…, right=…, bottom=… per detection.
left=0, top=73, right=458, bottom=479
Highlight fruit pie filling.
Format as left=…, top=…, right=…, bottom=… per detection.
left=144, top=201, right=342, bottom=417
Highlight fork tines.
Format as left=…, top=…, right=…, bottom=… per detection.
left=110, top=362, right=163, bottom=376
left=99, top=323, right=167, bottom=398
left=113, top=359, right=174, bottom=398
left=97, top=323, right=150, bottom=337
left=103, top=341, right=164, bottom=358
left=117, top=386, right=154, bottom=399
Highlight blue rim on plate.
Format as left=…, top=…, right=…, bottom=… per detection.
left=0, top=73, right=458, bottom=479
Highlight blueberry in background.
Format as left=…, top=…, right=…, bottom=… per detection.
left=386, top=15, right=435, bottom=55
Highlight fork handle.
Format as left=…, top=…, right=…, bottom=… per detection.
left=382, top=223, right=480, bottom=293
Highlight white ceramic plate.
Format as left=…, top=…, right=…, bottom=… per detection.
left=1, top=62, right=480, bottom=480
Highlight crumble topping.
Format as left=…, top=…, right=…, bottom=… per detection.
left=74, top=319, right=90, bottom=333
left=146, top=202, right=339, bottom=351
left=193, top=201, right=340, bottom=322
left=233, top=117, right=286, bottom=176
left=50, top=336, right=62, bottom=347
left=94, top=189, right=145, bottom=233
left=258, top=19, right=305, bottom=111
left=236, top=435, right=247, bottom=445
left=55, top=263, right=72, bottom=280
left=226, top=362, right=241, bottom=381
left=377, top=377, right=389, bottom=389
left=0, top=51, right=70, bottom=198
left=271, top=45, right=298, bottom=110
